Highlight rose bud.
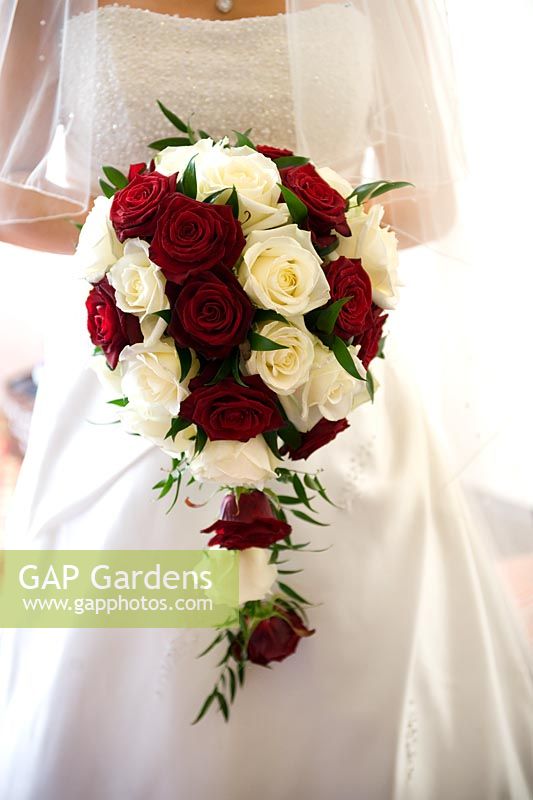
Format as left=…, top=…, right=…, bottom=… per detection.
left=180, top=374, right=284, bottom=443
left=256, top=145, right=294, bottom=160
left=110, top=171, right=176, bottom=242
left=168, top=267, right=254, bottom=360
left=149, top=194, right=245, bottom=284
left=324, top=256, right=372, bottom=338
left=247, top=607, right=314, bottom=666
left=280, top=417, right=349, bottom=461
left=280, top=163, right=350, bottom=249
left=86, top=276, right=142, bottom=369
left=127, top=162, right=147, bottom=182
left=354, top=303, right=388, bottom=368
left=202, top=490, right=291, bottom=550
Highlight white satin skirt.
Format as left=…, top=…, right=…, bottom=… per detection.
left=0, top=278, right=531, bottom=800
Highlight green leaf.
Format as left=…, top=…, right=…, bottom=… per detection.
left=292, top=474, right=313, bottom=510
left=226, top=185, right=240, bottom=219
left=153, top=309, right=171, bottom=324
left=196, top=632, right=225, bottom=659
left=181, top=157, right=197, bottom=199
left=233, top=129, right=255, bottom=148
left=332, top=336, right=365, bottom=381
left=205, top=356, right=233, bottom=385
left=231, top=351, right=247, bottom=388
left=102, top=165, right=128, bottom=189
left=194, top=427, right=208, bottom=456
left=215, top=690, right=229, bottom=721
left=192, top=692, right=216, bottom=725
left=176, top=347, right=192, bottom=382
left=316, top=296, right=353, bottom=336
left=249, top=332, right=288, bottom=351
left=274, top=156, right=310, bottom=169
left=277, top=581, right=311, bottom=606
left=291, top=509, right=329, bottom=526
left=99, top=179, right=116, bottom=199
left=93, top=346, right=103, bottom=356
left=262, top=430, right=282, bottom=459
left=278, top=423, right=302, bottom=451
left=228, top=667, right=237, bottom=703
left=277, top=495, right=309, bottom=506
left=107, top=397, right=128, bottom=407
left=165, top=417, right=192, bottom=441
left=148, top=137, right=191, bottom=151
left=254, top=309, right=288, bottom=325
left=315, top=237, right=340, bottom=259
left=198, top=129, right=211, bottom=140
left=156, top=100, right=189, bottom=133
left=353, top=180, right=414, bottom=205
left=377, top=335, right=387, bottom=359
left=366, top=370, right=375, bottom=403
left=277, top=184, right=308, bottom=225
left=204, top=188, right=228, bottom=204
left=72, top=222, right=84, bottom=232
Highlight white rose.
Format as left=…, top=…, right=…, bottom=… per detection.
left=334, top=204, right=400, bottom=309
left=245, top=318, right=315, bottom=396
left=75, top=196, right=123, bottom=283
left=154, top=137, right=222, bottom=177
left=197, top=145, right=289, bottom=233
left=108, top=239, right=169, bottom=346
left=120, top=339, right=198, bottom=420
left=280, top=341, right=371, bottom=431
left=239, top=547, right=277, bottom=604
left=120, top=406, right=196, bottom=457
left=189, top=436, right=280, bottom=487
left=238, top=225, right=330, bottom=317
left=90, top=354, right=124, bottom=399
left=316, top=166, right=354, bottom=199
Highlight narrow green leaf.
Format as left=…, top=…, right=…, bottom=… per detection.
left=154, top=309, right=171, bottom=324
left=148, top=137, right=191, bottom=151
left=254, top=309, right=288, bottom=325
left=156, top=100, right=189, bottom=133
left=274, top=156, right=310, bottom=169
left=315, top=237, right=340, bottom=259
left=164, top=417, right=192, bottom=441
left=228, top=667, right=237, bottom=703
left=291, top=509, right=329, bottom=526
left=262, top=430, right=282, bottom=459
left=99, top=179, right=116, bottom=199
left=176, top=347, right=192, bottom=382
left=316, top=296, right=353, bottom=336
left=233, top=129, right=255, bottom=148
left=366, top=370, right=375, bottom=403
left=197, top=632, right=225, bottom=659
left=107, top=397, right=128, bottom=407
left=198, top=129, right=211, bottom=140
left=226, top=185, right=239, bottom=220
left=278, top=184, right=308, bottom=225
left=205, top=356, right=233, bottom=385
left=166, top=471, right=182, bottom=514
left=332, top=336, right=366, bottom=381
left=292, top=474, right=313, bottom=510
left=277, top=495, right=310, bottom=506
left=277, top=581, right=311, bottom=605
left=102, top=165, right=128, bottom=189
left=249, top=332, right=288, bottom=351
left=231, top=351, right=247, bottom=388
left=192, top=692, right=216, bottom=725
left=354, top=180, right=414, bottom=205
left=181, top=157, right=197, bottom=199
left=237, top=661, right=245, bottom=686
left=216, top=690, right=229, bottom=721
left=377, top=335, right=387, bottom=359
left=194, top=427, right=208, bottom=456
left=72, top=222, right=84, bottom=232
left=204, top=188, right=228, bottom=204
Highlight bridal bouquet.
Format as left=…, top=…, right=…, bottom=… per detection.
left=78, top=102, right=408, bottom=722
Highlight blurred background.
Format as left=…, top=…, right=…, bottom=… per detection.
left=0, top=0, right=531, bottom=632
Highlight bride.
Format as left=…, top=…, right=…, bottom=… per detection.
left=0, top=1, right=531, bottom=798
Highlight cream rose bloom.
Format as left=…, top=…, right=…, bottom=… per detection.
left=90, top=355, right=124, bottom=399
left=119, top=339, right=198, bottom=420
left=239, top=547, right=277, bottom=604
left=189, top=436, right=280, bottom=487
left=316, top=166, right=354, bottom=199
left=245, top=318, right=315, bottom=396
left=154, top=137, right=223, bottom=177
left=75, top=196, right=123, bottom=283
left=238, top=225, right=330, bottom=317
left=333, top=204, right=400, bottom=309
left=196, top=145, right=289, bottom=233
left=120, top=407, right=196, bottom=457
left=108, top=239, right=169, bottom=346
left=280, top=341, right=371, bottom=431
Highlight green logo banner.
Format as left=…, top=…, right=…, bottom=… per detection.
left=0, top=550, right=239, bottom=628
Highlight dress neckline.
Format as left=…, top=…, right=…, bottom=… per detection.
left=96, top=3, right=288, bottom=25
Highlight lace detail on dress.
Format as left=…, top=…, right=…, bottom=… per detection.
left=155, top=630, right=201, bottom=699
left=404, top=699, right=419, bottom=784
left=339, top=432, right=376, bottom=510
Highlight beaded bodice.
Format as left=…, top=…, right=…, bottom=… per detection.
left=66, top=4, right=373, bottom=190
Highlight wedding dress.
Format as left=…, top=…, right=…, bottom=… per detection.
left=0, top=5, right=532, bottom=800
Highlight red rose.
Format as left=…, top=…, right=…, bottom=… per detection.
left=247, top=607, right=314, bottom=666
left=149, top=194, right=245, bottom=284
left=180, top=375, right=284, bottom=442
left=280, top=163, right=350, bottom=249
left=280, top=417, right=350, bottom=461
left=202, top=490, right=291, bottom=550
left=168, top=267, right=253, bottom=359
left=127, top=162, right=147, bottom=182
left=110, top=172, right=176, bottom=242
left=86, top=277, right=142, bottom=369
left=256, top=145, right=294, bottom=160
left=324, top=256, right=372, bottom=338
left=355, top=303, right=388, bottom=368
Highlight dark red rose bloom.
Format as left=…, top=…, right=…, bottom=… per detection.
left=355, top=303, right=388, bottom=369
left=180, top=375, right=284, bottom=442
left=110, top=171, right=176, bottom=243
left=86, top=277, right=142, bottom=369
left=280, top=417, right=350, bottom=461
left=247, top=607, right=314, bottom=666
left=324, top=256, right=372, bottom=338
left=202, top=490, right=291, bottom=550
left=168, top=267, right=254, bottom=359
left=280, top=163, right=350, bottom=248
left=127, top=162, right=147, bottom=182
left=256, top=145, right=294, bottom=160
left=149, top=194, right=245, bottom=284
